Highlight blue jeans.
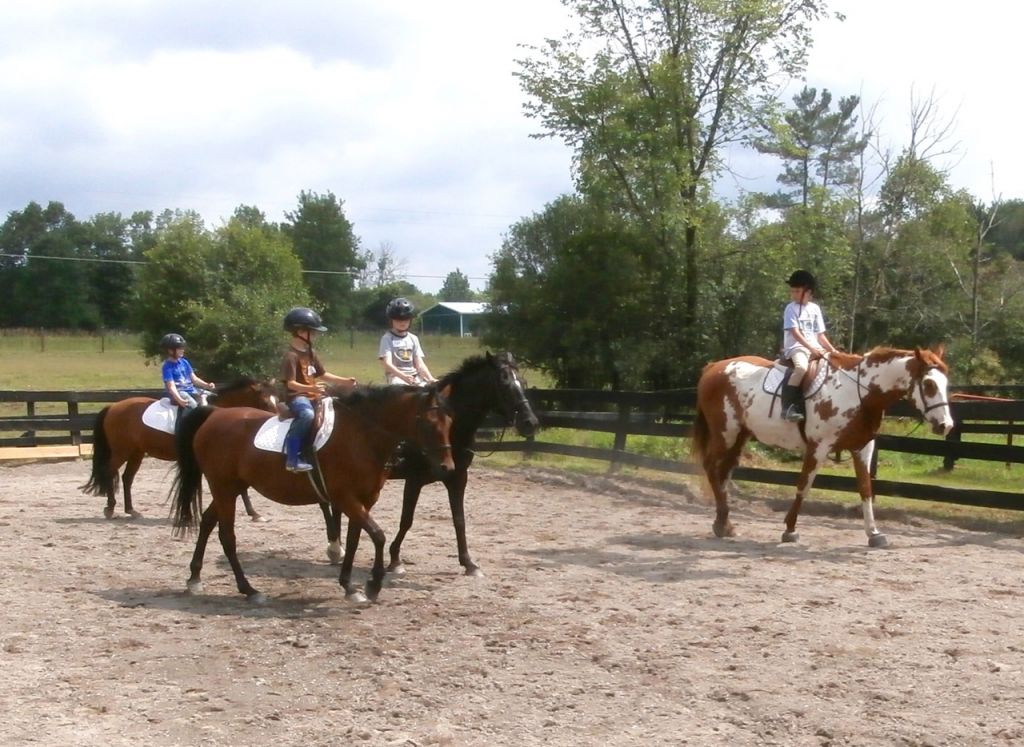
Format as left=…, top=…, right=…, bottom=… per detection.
left=286, top=396, right=315, bottom=440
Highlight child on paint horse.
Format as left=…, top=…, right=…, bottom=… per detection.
left=780, top=270, right=839, bottom=422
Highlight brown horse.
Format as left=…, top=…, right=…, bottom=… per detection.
left=692, top=347, right=954, bottom=547
left=80, top=379, right=279, bottom=519
left=170, top=385, right=455, bottom=603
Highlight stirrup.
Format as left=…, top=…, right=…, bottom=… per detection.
left=783, top=404, right=805, bottom=423
left=287, top=459, right=313, bottom=473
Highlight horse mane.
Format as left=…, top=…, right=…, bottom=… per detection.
left=332, top=384, right=422, bottom=410
left=437, top=354, right=493, bottom=389
left=214, top=376, right=261, bottom=395
left=849, top=346, right=949, bottom=374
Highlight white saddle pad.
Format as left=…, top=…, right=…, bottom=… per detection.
left=762, top=361, right=829, bottom=399
left=253, top=397, right=336, bottom=453
left=141, top=398, right=179, bottom=435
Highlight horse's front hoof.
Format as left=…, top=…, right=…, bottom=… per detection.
left=387, top=561, right=407, bottom=576
left=781, top=530, right=800, bottom=543
left=346, top=589, right=369, bottom=604
left=868, top=533, right=890, bottom=549
left=185, top=580, right=204, bottom=595
left=326, top=542, right=344, bottom=565
left=127, top=510, right=142, bottom=519
left=250, top=514, right=268, bottom=523
left=247, top=592, right=269, bottom=605
left=464, top=565, right=484, bottom=578
left=712, top=522, right=735, bottom=538
left=103, top=506, right=115, bottom=520
left=365, top=579, right=382, bottom=602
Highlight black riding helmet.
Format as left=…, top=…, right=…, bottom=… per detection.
left=283, top=307, right=327, bottom=332
left=786, top=270, right=817, bottom=292
left=159, top=332, right=186, bottom=351
left=385, top=297, right=416, bottom=321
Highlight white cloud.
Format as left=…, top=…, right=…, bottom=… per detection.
left=1, top=1, right=1019, bottom=292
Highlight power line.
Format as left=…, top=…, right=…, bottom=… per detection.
left=0, top=252, right=488, bottom=281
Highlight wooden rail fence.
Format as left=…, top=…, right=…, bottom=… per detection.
left=2, top=386, right=1022, bottom=511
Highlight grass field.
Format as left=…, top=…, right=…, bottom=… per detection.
left=0, top=331, right=500, bottom=390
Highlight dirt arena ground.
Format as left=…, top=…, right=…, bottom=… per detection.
left=1, top=458, right=1022, bottom=746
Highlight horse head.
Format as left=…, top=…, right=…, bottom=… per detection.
left=415, top=385, right=456, bottom=476
left=489, top=351, right=540, bottom=437
left=908, top=346, right=955, bottom=436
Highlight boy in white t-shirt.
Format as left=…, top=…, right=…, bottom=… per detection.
left=781, top=270, right=838, bottom=422
left=378, top=297, right=436, bottom=386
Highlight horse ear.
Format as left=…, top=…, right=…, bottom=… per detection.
left=439, top=382, right=454, bottom=400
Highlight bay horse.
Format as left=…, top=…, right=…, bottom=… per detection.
left=692, top=346, right=954, bottom=547
left=80, top=379, right=279, bottom=519
left=319, top=352, right=540, bottom=576
left=170, top=385, right=455, bottom=603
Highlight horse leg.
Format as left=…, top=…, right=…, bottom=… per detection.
left=445, top=469, right=481, bottom=577
left=338, top=508, right=387, bottom=603
left=853, top=441, right=889, bottom=548
left=120, top=454, right=143, bottom=518
left=241, top=490, right=266, bottom=523
left=213, top=496, right=264, bottom=602
left=320, top=502, right=344, bottom=564
left=705, top=434, right=748, bottom=538
left=782, top=448, right=824, bottom=543
left=185, top=503, right=219, bottom=595
left=387, top=477, right=426, bottom=575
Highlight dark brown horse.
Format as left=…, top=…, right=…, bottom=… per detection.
left=320, top=352, right=540, bottom=576
left=80, top=379, right=278, bottom=519
left=170, top=385, right=455, bottom=603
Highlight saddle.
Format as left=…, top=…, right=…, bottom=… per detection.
left=762, top=356, right=830, bottom=417
left=255, top=397, right=336, bottom=454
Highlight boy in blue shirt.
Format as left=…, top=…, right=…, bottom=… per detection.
left=160, top=333, right=215, bottom=418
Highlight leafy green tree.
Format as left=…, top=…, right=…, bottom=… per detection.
left=135, top=211, right=308, bottom=379
left=0, top=201, right=101, bottom=329
left=282, top=191, right=363, bottom=327
left=81, top=211, right=153, bottom=330
left=755, top=86, right=868, bottom=207
left=516, top=0, right=829, bottom=379
left=439, top=269, right=473, bottom=301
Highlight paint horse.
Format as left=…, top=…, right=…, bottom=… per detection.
left=80, top=379, right=279, bottom=519
left=692, top=347, right=954, bottom=547
left=170, top=385, right=455, bottom=603
left=320, top=352, right=540, bottom=576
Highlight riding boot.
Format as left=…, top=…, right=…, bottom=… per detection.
left=285, top=436, right=313, bottom=473
left=782, top=384, right=806, bottom=422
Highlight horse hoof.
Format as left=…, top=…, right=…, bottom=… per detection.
left=250, top=514, right=268, bottom=523
left=712, top=523, right=735, bottom=538
left=868, top=533, right=890, bottom=548
left=781, top=531, right=800, bottom=543
left=464, top=566, right=484, bottom=578
left=103, top=507, right=115, bottom=519
left=346, top=589, right=369, bottom=604
left=326, top=543, right=344, bottom=565
left=247, top=592, right=269, bottom=605
left=128, top=510, right=142, bottom=519
left=185, top=580, right=204, bottom=595
left=387, top=562, right=407, bottom=576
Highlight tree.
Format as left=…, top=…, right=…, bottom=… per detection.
left=135, top=210, right=308, bottom=379
left=755, top=86, right=868, bottom=207
left=516, top=0, right=830, bottom=378
left=282, top=190, right=363, bottom=327
left=356, top=241, right=407, bottom=289
left=439, top=268, right=473, bottom=301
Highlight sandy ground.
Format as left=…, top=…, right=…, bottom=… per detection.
left=0, top=457, right=1022, bottom=747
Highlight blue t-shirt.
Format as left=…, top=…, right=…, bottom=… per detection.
left=162, top=357, right=197, bottom=394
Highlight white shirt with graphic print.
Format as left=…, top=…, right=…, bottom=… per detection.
left=782, top=301, right=826, bottom=358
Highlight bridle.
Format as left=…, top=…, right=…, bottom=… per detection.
left=913, top=365, right=951, bottom=415
left=414, top=388, right=454, bottom=458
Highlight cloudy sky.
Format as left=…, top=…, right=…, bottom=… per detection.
left=0, top=1, right=1018, bottom=293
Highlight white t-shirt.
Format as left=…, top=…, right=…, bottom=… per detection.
left=782, top=301, right=826, bottom=357
left=378, top=330, right=425, bottom=382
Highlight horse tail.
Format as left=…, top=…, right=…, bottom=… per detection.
left=170, top=406, right=216, bottom=537
left=80, top=407, right=115, bottom=497
left=691, top=402, right=709, bottom=465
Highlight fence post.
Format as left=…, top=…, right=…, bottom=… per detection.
left=609, top=400, right=630, bottom=473
left=943, top=422, right=962, bottom=471
left=68, top=395, right=81, bottom=446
